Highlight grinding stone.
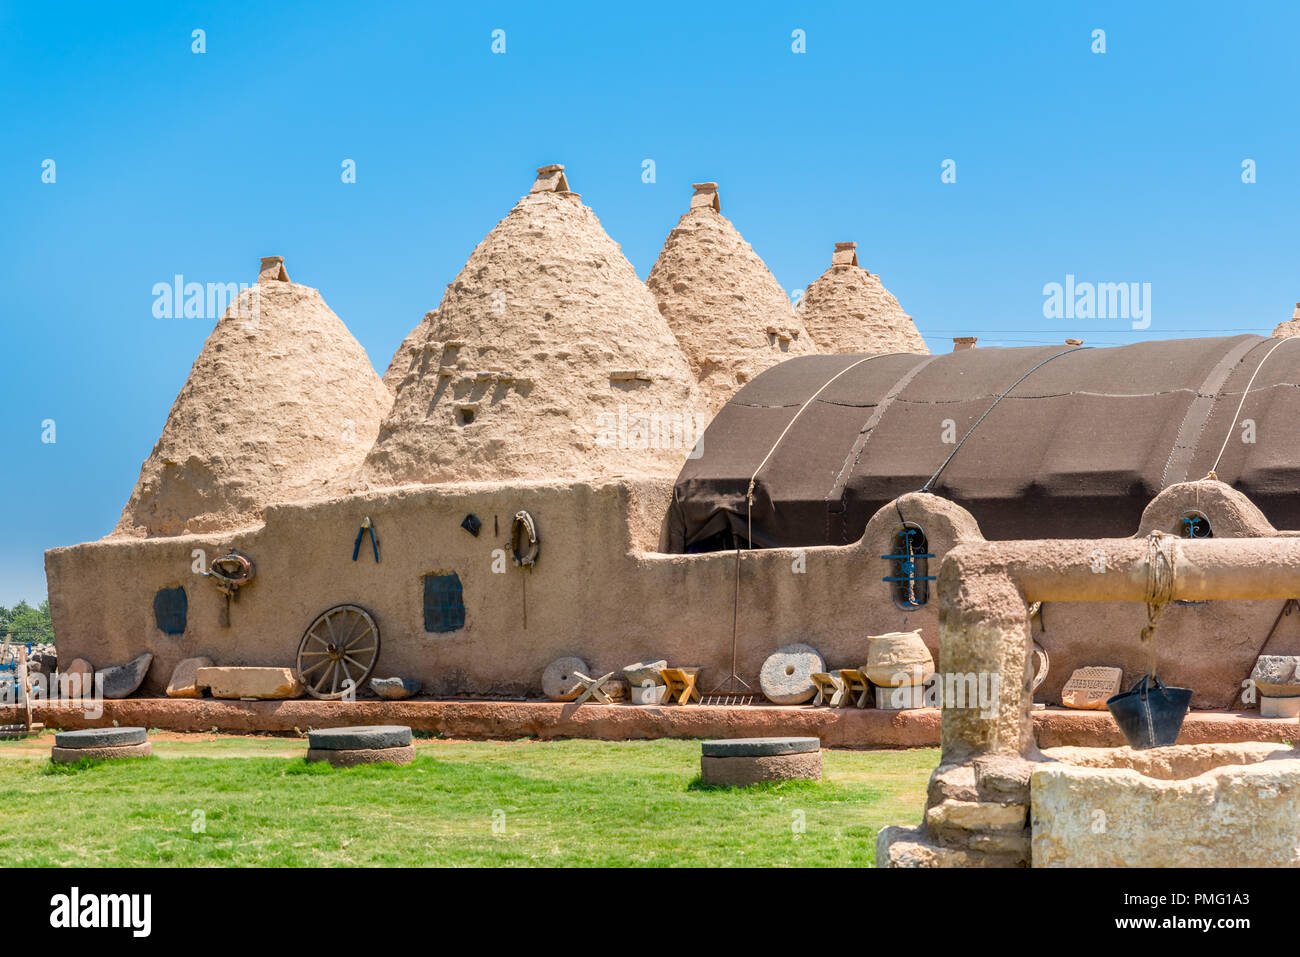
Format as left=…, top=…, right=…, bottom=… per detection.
left=701, top=736, right=820, bottom=758
left=306, top=744, right=416, bottom=767
left=542, top=656, right=589, bottom=702
left=55, top=726, right=148, bottom=749
left=759, top=643, right=824, bottom=704
left=307, top=725, right=412, bottom=750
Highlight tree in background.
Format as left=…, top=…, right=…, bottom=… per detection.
left=0, top=599, right=54, bottom=646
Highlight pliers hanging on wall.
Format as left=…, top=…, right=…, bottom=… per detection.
left=352, top=516, right=380, bottom=563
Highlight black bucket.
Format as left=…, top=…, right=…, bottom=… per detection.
left=1106, top=673, right=1192, bottom=750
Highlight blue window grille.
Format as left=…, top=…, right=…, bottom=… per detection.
left=1179, top=511, right=1212, bottom=539
left=882, top=524, right=935, bottom=609
left=154, top=586, right=188, bottom=635
left=423, top=573, right=466, bottom=633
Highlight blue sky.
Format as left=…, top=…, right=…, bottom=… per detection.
left=2, top=0, right=1298, bottom=605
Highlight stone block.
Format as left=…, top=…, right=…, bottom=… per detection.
left=307, top=725, right=412, bottom=750
left=55, top=727, right=148, bottom=748
left=166, top=656, right=214, bottom=698
left=700, top=751, right=822, bottom=787
left=306, top=744, right=415, bottom=768
left=196, top=666, right=303, bottom=700
left=51, top=742, right=152, bottom=764
left=99, top=653, right=153, bottom=699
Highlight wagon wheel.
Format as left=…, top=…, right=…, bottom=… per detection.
left=296, top=604, right=380, bottom=700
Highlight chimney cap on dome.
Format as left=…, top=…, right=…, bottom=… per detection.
left=258, top=256, right=290, bottom=283
left=831, top=242, right=859, bottom=268
left=1065, top=338, right=1084, bottom=346
left=530, top=164, right=570, bottom=194
left=690, top=182, right=720, bottom=212
left=953, top=336, right=977, bottom=351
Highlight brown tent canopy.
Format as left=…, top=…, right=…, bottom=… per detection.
left=668, top=335, right=1300, bottom=550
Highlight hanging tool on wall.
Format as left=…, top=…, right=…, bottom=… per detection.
left=206, top=552, right=255, bottom=627
left=352, top=516, right=380, bottom=563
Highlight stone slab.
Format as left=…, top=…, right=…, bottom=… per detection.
left=701, top=736, right=820, bottom=758
left=628, top=683, right=667, bottom=705
left=196, top=666, right=304, bottom=700
left=371, top=677, right=421, bottom=700
left=1261, top=696, right=1300, bottom=718
left=307, top=725, right=412, bottom=750
left=51, top=741, right=152, bottom=764
left=306, top=744, right=415, bottom=767
left=55, top=726, right=148, bottom=749
left=100, top=653, right=153, bottom=699
left=622, top=660, right=667, bottom=686
left=1252, top=655, right=1300, bottom=697
left=700, top=751, right=822, bottom=786
left=166, top=656, right=214, bottom=699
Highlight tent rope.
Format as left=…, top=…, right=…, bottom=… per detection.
left=1204, top=336, right=1296, bottom=481
left=919, top=346, right=1086, bottom=494
left=718, top=354, right=898, bottom=696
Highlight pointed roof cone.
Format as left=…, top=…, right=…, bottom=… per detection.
left=646, top=182, right=818, bottom=414
left=112, top=258, right=392, bottom=537
left=363, top=166, right=701, bottom=487
left=258, top=255, right=290, bottom=282
left=796, top=242, right=929, bottom=356
left=1273, top=303, right=1300, bottom=338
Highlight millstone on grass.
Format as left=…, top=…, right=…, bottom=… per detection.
left=51, top=727, right=152, bottom=764
left=307, top=725, right=413, bottom=751
left=700, top=737, right=823, bottom=786
left=759, top=643, right=824, bottom=704
left=305, top=725, right=415, bottom=768
left=55, top=727, right=148, bottom=749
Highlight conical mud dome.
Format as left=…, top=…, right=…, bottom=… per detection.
left=1273, top=303, right=1300, bottom=339
left=798, top=242, right=929, bottom=355
left=363, top=165, right=703, bottom=487
left=113, top=258, right=393, bottom=537
left=647, top=183, right=819, bottom=413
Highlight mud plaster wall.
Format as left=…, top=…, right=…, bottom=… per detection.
left=46, top=479, right=1300, bottom=706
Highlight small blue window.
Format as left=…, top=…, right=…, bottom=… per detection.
left=1179, top=511, right=1212, bottom=539
left=423, top=573, right=466, bottom=633
left=154, top=586, right=188, bottom=635
left=883, top=524, right=935, bottom=609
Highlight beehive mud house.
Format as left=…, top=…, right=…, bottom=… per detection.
left=44, top=167, right=1300, bottom=709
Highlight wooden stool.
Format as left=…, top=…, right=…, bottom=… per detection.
left=810, top=672, right=848, bottom=707
left=659, top=667, right=702, bottom=705
left=838, top=668, right=872, bottom=709
left=571, top=671, right=616, bottom=706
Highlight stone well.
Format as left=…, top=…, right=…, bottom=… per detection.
left=1031, top=742, right=1300, bottom=867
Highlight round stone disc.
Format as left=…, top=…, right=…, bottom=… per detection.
left=759, top=643, right=824, bottom=704
left=307, top=725, right=412, bottom=750
left=54, top=727, right=148, bottom=749
left=542, top=656, right=589, bottom=701
left=701, top=736, right=821, bottom=758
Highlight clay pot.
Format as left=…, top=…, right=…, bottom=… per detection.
left=864, top=630, right=933, bottom=687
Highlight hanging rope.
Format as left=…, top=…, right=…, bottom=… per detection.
left=1205, top=336, right=1296, bottom=481
left=1140, top=532, right=1179, bottom=675
left=920, top=346, right=1086, bottom=494
left=717, top=354, right=898, bottom=695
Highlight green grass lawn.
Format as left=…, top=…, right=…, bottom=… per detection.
left=0, top=734, right=934, bottom=866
